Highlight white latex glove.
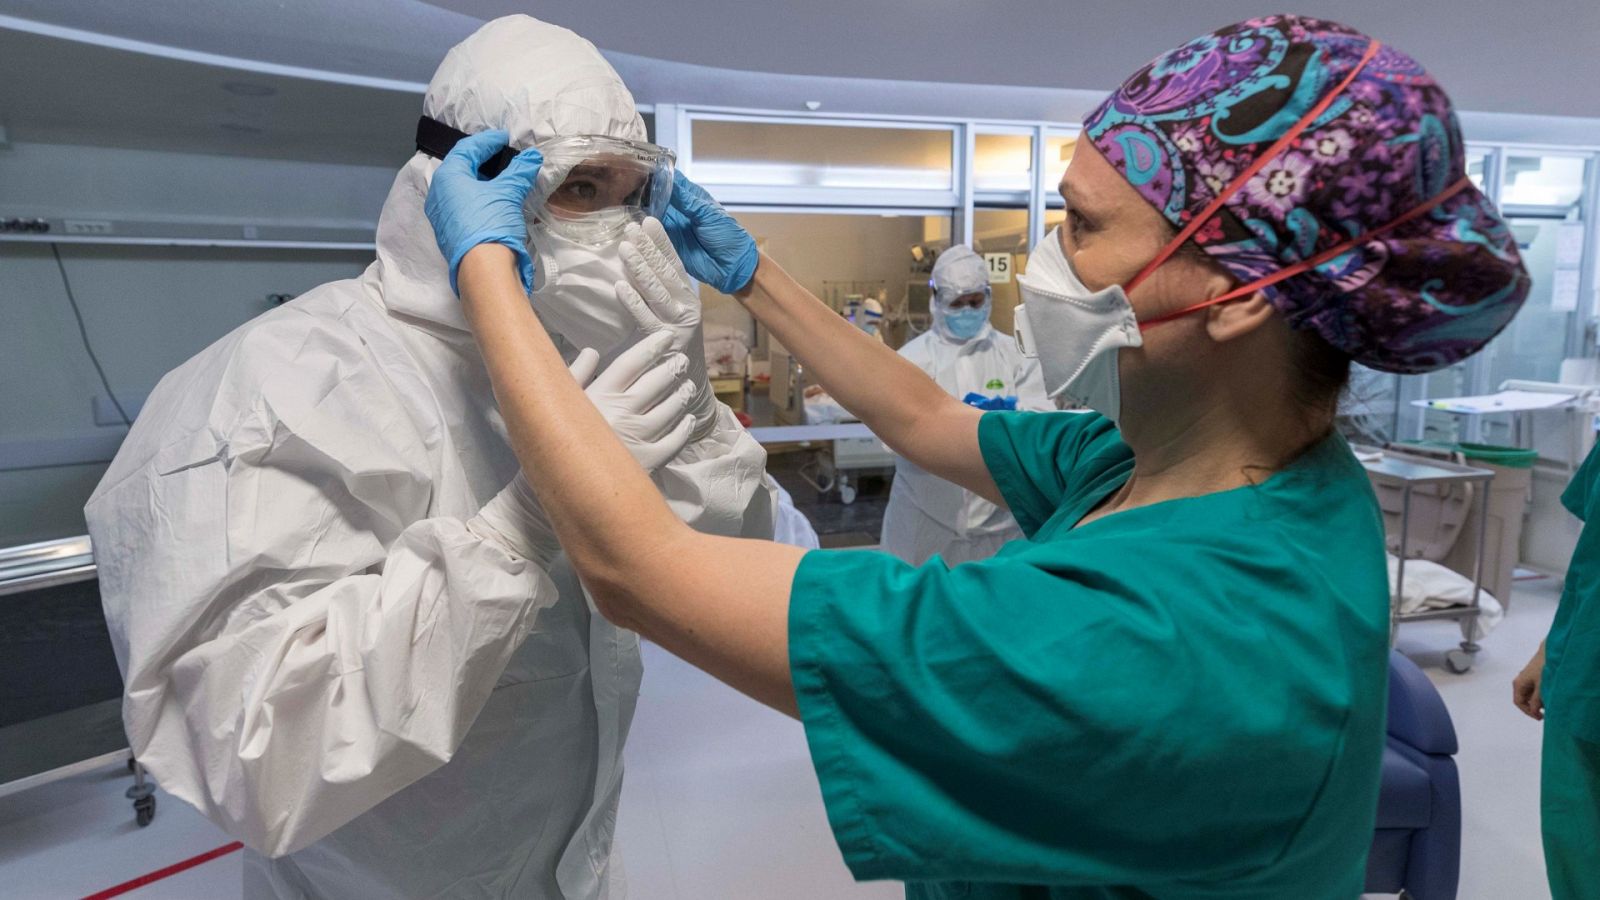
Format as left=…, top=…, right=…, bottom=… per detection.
left=468, top=474, right=559, bottom=566
left=469, top=332, right=696, bottom=562
left=617, top=217, right=719, bottom=439
left=576, top=330, right=698, bottom=472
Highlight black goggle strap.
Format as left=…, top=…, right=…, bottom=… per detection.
left=415, top=115, right=518, bottom=179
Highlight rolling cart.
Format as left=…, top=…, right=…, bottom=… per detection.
left=1358, top=450, right=1495, bottom=673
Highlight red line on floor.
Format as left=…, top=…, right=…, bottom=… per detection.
left=80, top=841, right=244, bottom=900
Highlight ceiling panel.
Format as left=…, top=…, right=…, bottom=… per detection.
left=0, top=28, right=420, bottom=165
left=2, top=0, right=1597, bottom=134
left=440, top=0, right=1600, bottom=119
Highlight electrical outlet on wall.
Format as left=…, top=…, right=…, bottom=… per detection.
left=63, top=219, right=114, bottom=235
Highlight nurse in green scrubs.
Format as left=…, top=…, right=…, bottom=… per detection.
left=423, top=15, right=1530, bottom=898
left=1515, top=443, right=1600, bottom=899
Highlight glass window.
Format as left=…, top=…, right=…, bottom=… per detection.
left=1480, top=218, right=1580, bottom=391
left=1347, top=152, right=1595, bottom=447
left=720, top=208, right=953, bottom=544
left=1340, top=366, right=1402, bottom=445
left=973, top=208, right=1030, bottom=336
left=1501, top=154, right=1588, bottom=209
left=690, top=120, right=955, bottom=190
left=973, top=208, right=1029, bottom=253
left=1466, top=148, right=1491, bottom=192
left=1405, top=146, right=1488, bottom=439
left=1042, top=132, right=1078, bottom=203
left=714, top=209, right=952, bottom=360
left=1401, top=362, right=1473, bottom=444
left=974, top=132, right=1033, bottom=193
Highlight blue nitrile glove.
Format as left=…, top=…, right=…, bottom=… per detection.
left=962, top=392, right=1018, bottom=411
left=423, top=129, right=542, bottom=294
left=662, top=171, right=759, bottom=294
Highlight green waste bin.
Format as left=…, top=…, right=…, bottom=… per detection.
left=1411, top=439, right=1538, bottom=468
left=1445, top=443, right=1533, bottom=618
left=1456, top=442, right=1538, bottom=469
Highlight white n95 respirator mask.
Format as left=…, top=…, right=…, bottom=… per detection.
left=529, top=224, right=639, bottom=364
left=1014, top=227, right=1142, bottom=422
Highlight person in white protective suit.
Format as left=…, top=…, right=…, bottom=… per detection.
left=772, top=481, right=821, bottom=550
left=878, top=245, right=1052, bottom=566
left=83, top=16, right=771, bottom=899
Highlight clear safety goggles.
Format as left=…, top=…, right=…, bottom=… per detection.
left=935, top=285, right=992, bottom=310
left=529, top=134, right=676, bottom=246
left=414, top=117, right=676, bottom=246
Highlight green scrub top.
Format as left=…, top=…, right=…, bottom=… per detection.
left=788, top=412, right=1391, bottom=899
left=1544, top=441, right=1600, bottom=744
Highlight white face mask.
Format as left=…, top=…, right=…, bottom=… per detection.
left=1014, top=227, right=1142, bottom=422
left=528, top=224, right=639, bottom=364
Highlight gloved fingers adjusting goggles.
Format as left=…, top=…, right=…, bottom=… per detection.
left=416, top=117, right=676, bottom=247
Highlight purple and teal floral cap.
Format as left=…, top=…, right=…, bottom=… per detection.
left=1084, top=14, right=1530, bottom=374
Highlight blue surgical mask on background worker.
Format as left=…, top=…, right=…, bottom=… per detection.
left=929, top=246, right=994, bottom=344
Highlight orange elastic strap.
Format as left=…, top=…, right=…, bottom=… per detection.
left=1137, top=175, right=1475, bottom=329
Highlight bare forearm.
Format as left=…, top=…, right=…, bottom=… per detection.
left=457, top=246, right=684, bottom=589
left=624, top=531, right=804, bottom=715
left=458, top=246, right=802, bottom=714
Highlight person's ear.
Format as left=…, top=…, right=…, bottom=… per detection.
left=1204, top=290, right=1276, bottom=343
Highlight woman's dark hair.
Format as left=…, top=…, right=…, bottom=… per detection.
left=1174, top=238, right=1352, bottom=422
left=1289, top=326, right=1353, bottom=416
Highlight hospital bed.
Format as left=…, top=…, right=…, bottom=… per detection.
left=767, top=343, right=894, bottom=505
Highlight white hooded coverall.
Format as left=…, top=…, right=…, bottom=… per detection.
left=84, top=16, right=770, bottom=899
left=879, top=246, right=1051, bottom=567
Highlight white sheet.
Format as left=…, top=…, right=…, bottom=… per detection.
left=803, top=388, right=854, bottom=425
left=1388, top=555, right=1504, bottom=640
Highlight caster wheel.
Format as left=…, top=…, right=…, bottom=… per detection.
left=1445, top=649, right=1475, bottom=674
left=839, top=483, right=857, bottom=505
left=134, top=795, right=156, bottom=827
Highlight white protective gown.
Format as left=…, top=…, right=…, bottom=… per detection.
left=879, top=324, right=1051, bottom=566
left=771, top=481, right=821, bottom=550
left=84, top=16, right=770, bottom=900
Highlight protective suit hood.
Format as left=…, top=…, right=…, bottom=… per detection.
left=931, top=245, right=990, bottom=302
left=930, top=245, right=993, bottom=343
left=375, top=15, right=646, bottom=334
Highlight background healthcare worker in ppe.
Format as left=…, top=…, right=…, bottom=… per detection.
left=1514, top=445, right=1600, bottom=899
left=427, top=14, right=1530, bottom=898
left=880, top=244, right=1051, bottom=566
left=85, top=16, right=771, bottom=899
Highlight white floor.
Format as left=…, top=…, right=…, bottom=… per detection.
left=0, top=583, right=1562, bottom=899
